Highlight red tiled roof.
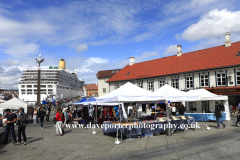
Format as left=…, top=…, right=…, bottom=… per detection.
left=96, top=69, right=121, bottom=78
left=108, top=41, right=240, bottom=82
left=86, top=84, right=98, bottom=90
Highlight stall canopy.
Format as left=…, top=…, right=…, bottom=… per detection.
left=72, top=97, right=87, bottom=105
left=42, top=100, right=47, bottom=104
left=0, top=97, right=29, bottom=114
left=154, top=84, right=197, bottom=102
left=186, top=89, right=230, bottom=121
left=186, top=89, right=228, bottom=101
left=97, top=82, right=162, bottom=103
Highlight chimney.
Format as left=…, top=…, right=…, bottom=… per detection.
left=177, top=45, right=182, bottom=57
left=225, top=32, right=231, bottom=47
left=130, top=57, right=135, bottom=66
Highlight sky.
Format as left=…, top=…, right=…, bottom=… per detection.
left=0, top=0, right=240, bottom=89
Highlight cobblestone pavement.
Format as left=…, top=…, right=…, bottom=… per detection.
left=0, top=115, right=239, bottom=160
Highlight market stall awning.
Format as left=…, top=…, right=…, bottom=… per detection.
left=186, top=89, right=228, bottom=101
left=96, top=82, right=163, bottom=103
left=153, top=84, right=197, bottom=102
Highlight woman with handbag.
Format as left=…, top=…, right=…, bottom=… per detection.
left=55, top=107, right=65, bottom=136
left=15, top=107, right=28, bottom=145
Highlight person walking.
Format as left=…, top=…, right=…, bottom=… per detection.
left=33, top=108, right=37, bottom=124
left=0, top=109, right=18, bottom=144
left=46, top=108, right=50, bottom=122
left=55, top=107, right=65, bottom=136
left=215, top=102, right=226, bottom=129
left=15, top=107, right=28, bottom=145
left=39, top=108, right=45, bottom=129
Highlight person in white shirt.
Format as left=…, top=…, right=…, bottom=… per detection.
left=147, top=106, right=152, bottom=116
left=171, top=103, right=176, bottom=116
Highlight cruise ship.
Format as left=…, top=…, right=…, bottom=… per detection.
left=18, top=59, right=85, bottom=104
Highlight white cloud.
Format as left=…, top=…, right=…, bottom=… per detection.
left=181, top=9, right=240, bottom=41
left=163, top=45, right=177, bottom=55
left=4, top=42, right=39, bottom=58
left=75, top=43, right=88, bottom=53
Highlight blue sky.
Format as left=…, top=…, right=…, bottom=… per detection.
left=0, top=0, right=240, bottom=89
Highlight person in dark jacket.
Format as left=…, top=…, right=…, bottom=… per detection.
left=215, top=102, right=225, bottom=129
left=178, top=103, right=185, bottom=116
left=0, top=109, right=18, bottom=144
left=39, top=108, right=45, bottom=129
left=15, top=107, right=28, bottom=145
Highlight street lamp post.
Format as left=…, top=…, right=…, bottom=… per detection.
left=35, top=53, right=44, bottom=107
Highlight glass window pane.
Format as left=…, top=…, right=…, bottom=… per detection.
left=218, top=82, right=221, bottom=85
left=217, top=74, right=220, bottom=77
left=205, top=82, right=208, bottom=86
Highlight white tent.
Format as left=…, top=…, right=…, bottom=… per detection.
left=97, top=82, right=162, bottom=103
left=186, top=89, right=230, bottom=120
left=186, top=89, right=228, bottom=101
left=0, top=97, right=29, bottom=115
left=153, top=84, right=197, bottom=102
left=77, top=101, right=120, bottom=106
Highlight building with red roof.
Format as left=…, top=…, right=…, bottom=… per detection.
left=106, top=32, right=240, bottom=107
left=96, top=69, right=121, bottom=96
left=85, top=84, right=98, bottom=97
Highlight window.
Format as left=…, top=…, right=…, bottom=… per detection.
left=127, top=72, right=130, bottom=75
left=103, top=88, right=106, bottom=93
left=111, top=71, right=115, bottom=73
left=200, top=73, right=209, bottom=87
left=217, top=71, right=226, bottom=86
left=236, top=69, right=240, bottom=85
left=148, top=79, right=154, bottom=91
left=159, top=78, right=165, bottom=88
left=186, top=75, right=193, bottom=89
left=27, top=85, right=32, bottom=88
left=27, top=89, right=32, bottom=94
left=172, top=77, right=178, bottom=89
left=137, top=80, right=143, bottom=88
left=115, top=82, right=119, bottom=89
left=48, top=89, right=53, bottom=94
left=116, top=70, right=119, bottom=73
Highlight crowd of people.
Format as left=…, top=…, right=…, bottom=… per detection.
left=1, top=97, right=240, bottom=145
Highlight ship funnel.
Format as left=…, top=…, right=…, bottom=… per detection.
left=59, top=59, right=65, bottom=70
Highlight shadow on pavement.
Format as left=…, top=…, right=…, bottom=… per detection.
left=28, top=137, right=44, bottom=143
left=64, top=130, right=72, bottom=134
left=0, top=150, right=7, bottom=154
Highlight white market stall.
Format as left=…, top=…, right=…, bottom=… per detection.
left=0, top=97, right=30, bottom=116
left=97, top=82, right=163, bottom=143
left=185, top=89, right=230, bottom=121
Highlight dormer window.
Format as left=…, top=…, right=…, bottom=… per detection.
left=127, top=72, right=130, bottom=75
left=111, top=71, right=115, bottom=73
